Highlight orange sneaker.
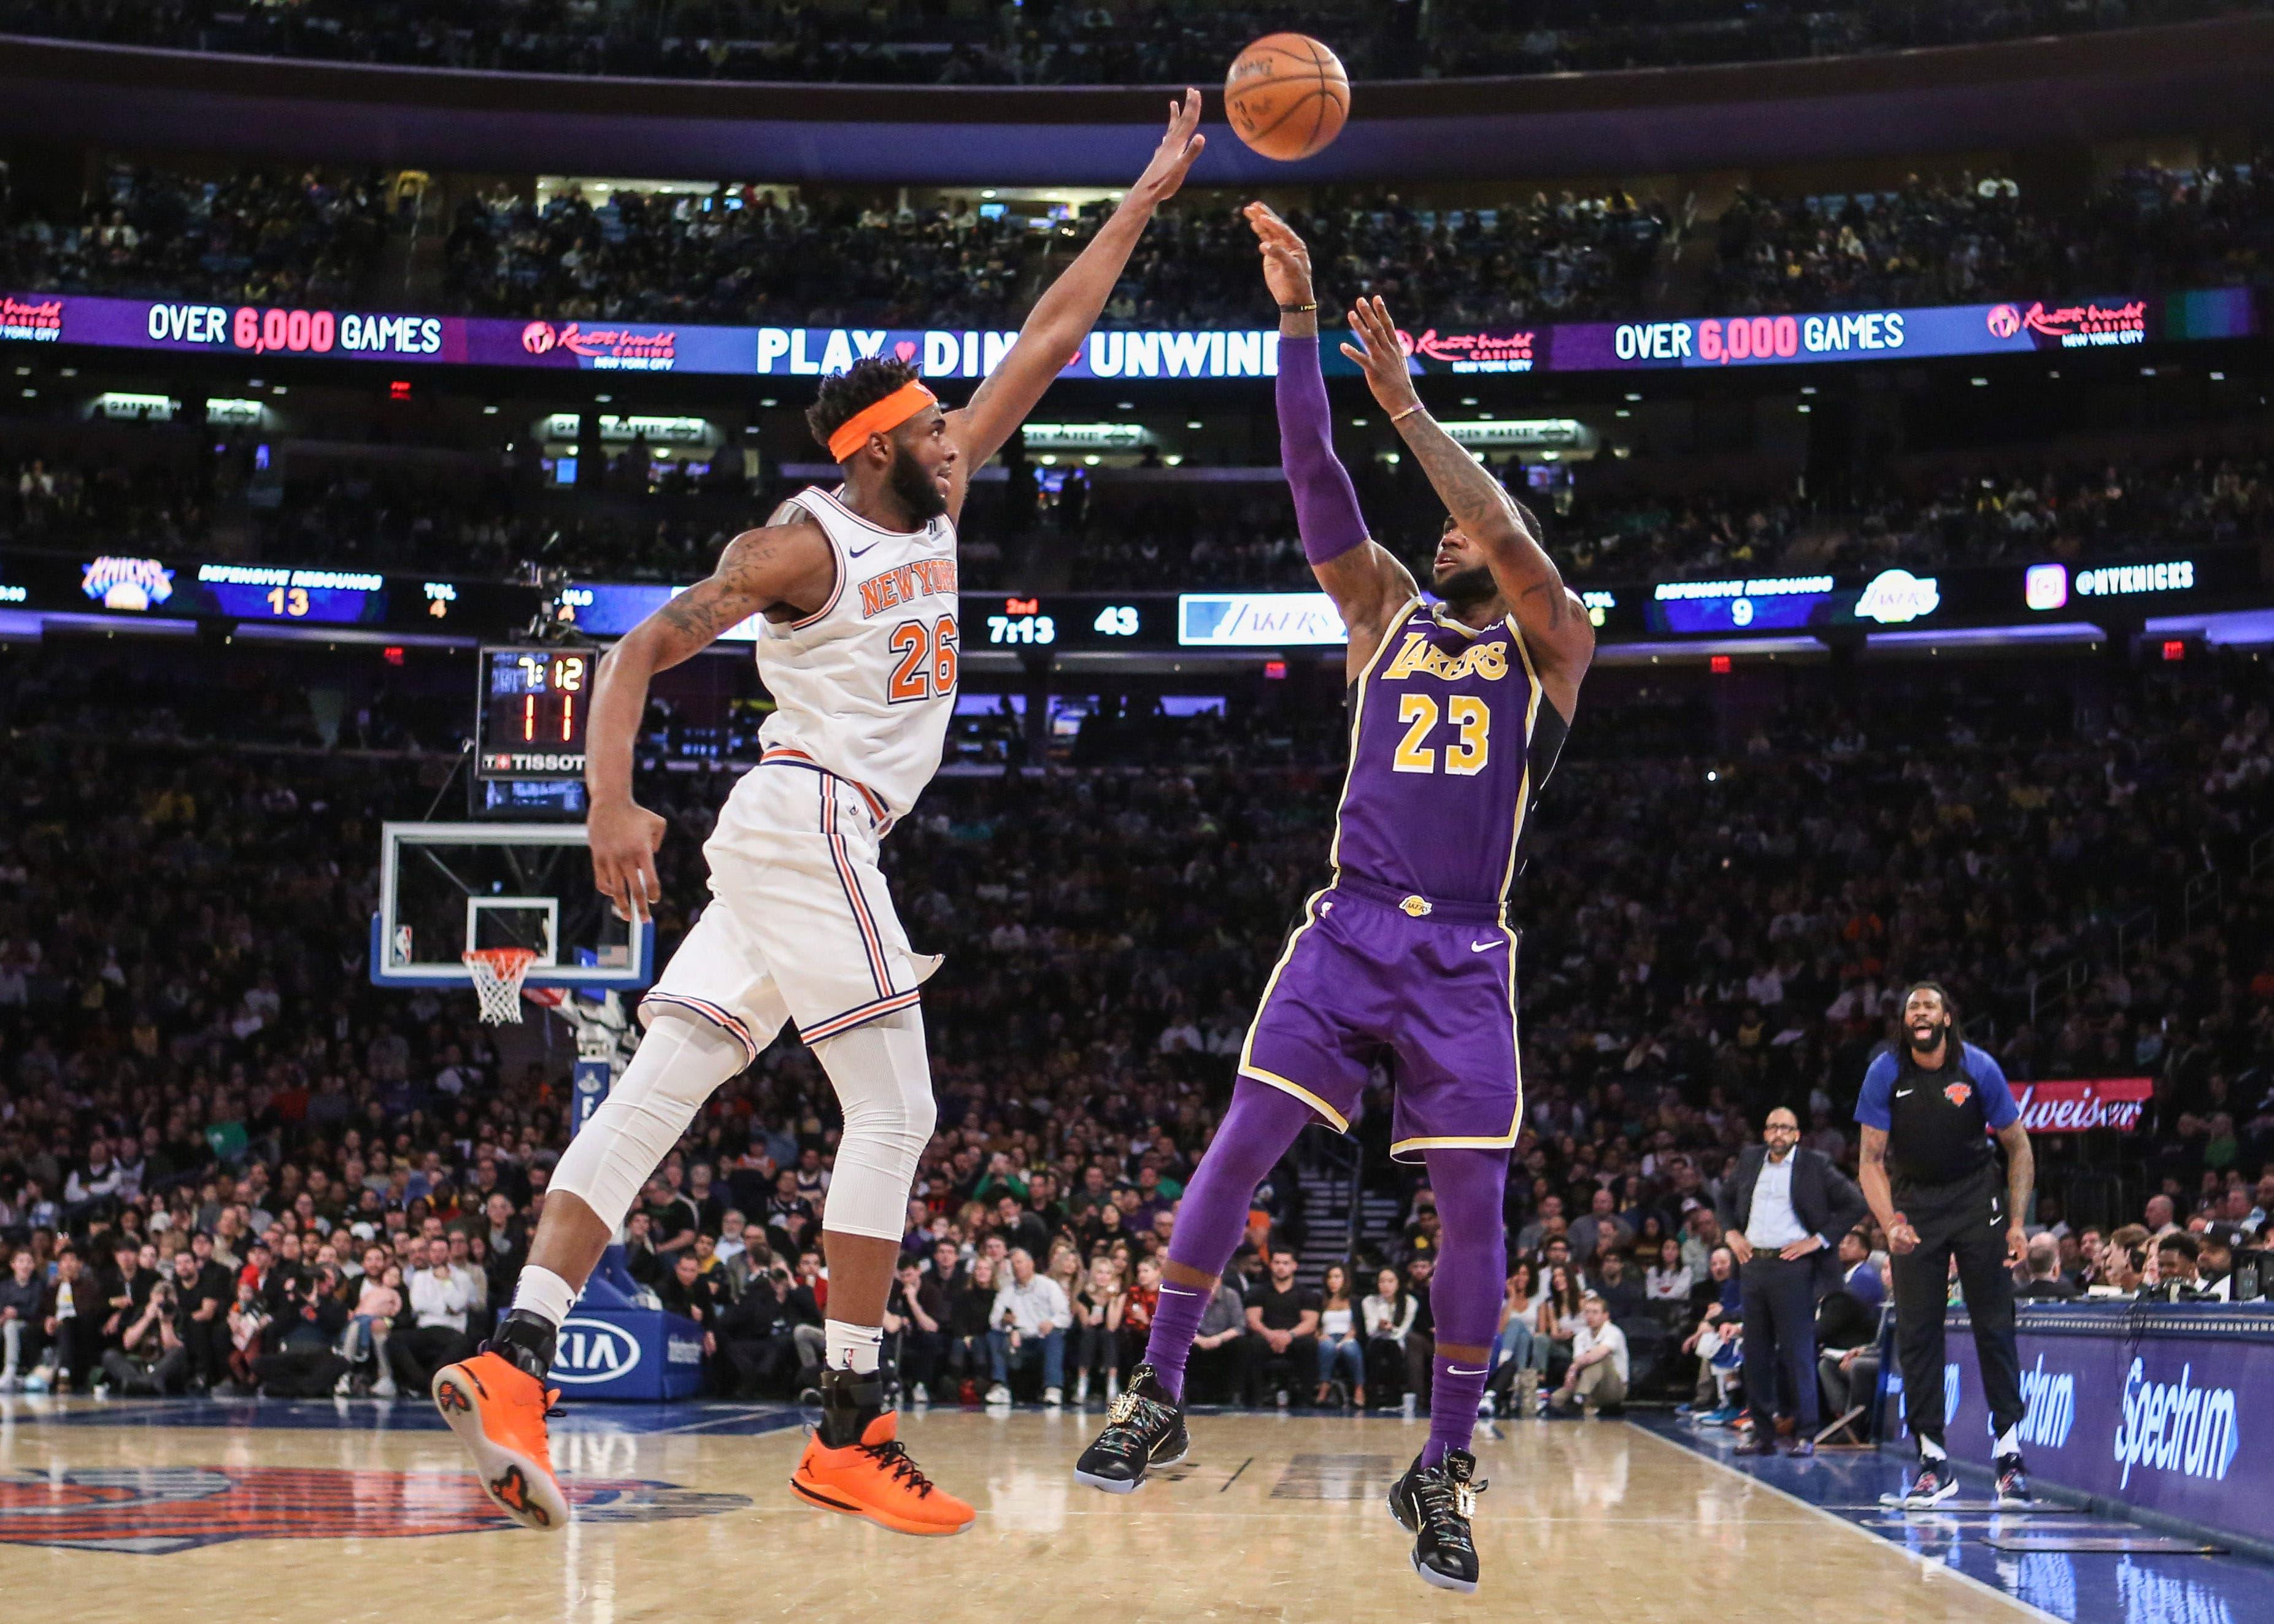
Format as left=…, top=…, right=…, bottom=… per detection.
left=790, top=1374, right=974, bottom=1536
left=433, top=1350, right=571, bottom=1531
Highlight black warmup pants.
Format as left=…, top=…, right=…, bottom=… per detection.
left=1889, top=1164, right=2024, bottom=1452
left=1740, top=1255, right=1819, bottom=1430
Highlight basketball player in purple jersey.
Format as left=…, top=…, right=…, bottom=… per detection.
left=1073, top=204, right=1594, bottom=1594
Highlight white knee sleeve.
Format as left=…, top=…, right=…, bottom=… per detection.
left=549, top=1010, right=747, bottom=1231
left=811, top=1009, right=937, bottom=1242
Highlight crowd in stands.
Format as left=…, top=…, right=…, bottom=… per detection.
left=0, top=0, right=2248, bottom=84
left=6, top=155, right=2270, bottom=334
left=0, top=634, right=2266, bottom=1403
left=2, top=423, right=2267, bottom=596
left=0, top=164, right=395, bottom=309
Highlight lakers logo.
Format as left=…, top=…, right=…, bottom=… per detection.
left=1400, top=896, right=1432, bottom=918
left=0, top=1468, right=747, bottom=1553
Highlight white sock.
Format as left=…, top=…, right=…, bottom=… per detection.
left=825, top=1320, right=883, bottom=1376
left=510, top=1265, right=578, bottom=1328
left=1919, top=1437, right=1949, bottom=1464
left=1994, top=1425, right=2021, bottom=1458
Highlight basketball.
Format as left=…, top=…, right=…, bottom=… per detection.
left=1224, top=33, right=1349, bottom=162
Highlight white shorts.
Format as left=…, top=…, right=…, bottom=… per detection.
left=641, top=751, right=939, bottom=1060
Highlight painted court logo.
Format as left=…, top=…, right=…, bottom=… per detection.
left=0, top=1467, right=746, bottom=1553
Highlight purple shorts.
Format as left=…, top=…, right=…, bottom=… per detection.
left=1239, top=877, right=1522, bottom=1161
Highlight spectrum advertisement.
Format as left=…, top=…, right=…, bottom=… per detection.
left=1943, top=1303, right=2274, bottom=1551
left=0, top=287, right=2253, bottom=379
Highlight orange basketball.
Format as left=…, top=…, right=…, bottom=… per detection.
left=1224, top=33, right=1350, bottom=163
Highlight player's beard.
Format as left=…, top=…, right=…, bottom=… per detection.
left=1436, top=563, right=1497, bottom=610
left=1906, top=1015, right=1949, bottom=1060
left=887, top=441, right=949, bottom=523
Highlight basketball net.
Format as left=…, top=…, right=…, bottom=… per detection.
left=463, top=946, right=539, bottom=1025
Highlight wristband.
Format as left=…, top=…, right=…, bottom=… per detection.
left=1279, top=301, right=1317, bottom=314
left=1390, top=402, right=1425, bottom=423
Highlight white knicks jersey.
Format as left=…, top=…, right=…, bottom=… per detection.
left=752, top=486, right=958, bottom=820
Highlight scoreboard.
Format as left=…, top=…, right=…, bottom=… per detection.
left=477, top=645, right=594, bottom=781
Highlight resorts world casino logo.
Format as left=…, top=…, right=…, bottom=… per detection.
left=521, top=320, right=680, bottom=370
left=0, top=1466, right=746, bottom=1553
left=1987, top=299, right=2149, bottom=348
left=1405, top=326, right=1538, bottom=374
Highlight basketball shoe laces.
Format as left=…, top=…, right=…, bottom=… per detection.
left=851, top=1434, right=939, bottom=1499
left=1096, top=1384, right=1172, bottom=1459
left=1414, top=1463, right=1486, bottom=1553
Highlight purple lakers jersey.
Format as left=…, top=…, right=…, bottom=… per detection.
left=1328, top=597, right=1570, bottom=909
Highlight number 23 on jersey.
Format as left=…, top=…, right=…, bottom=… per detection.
left=887, top=614, right=960, bottom=703
left=1392, top=693, right=1490, bottom=775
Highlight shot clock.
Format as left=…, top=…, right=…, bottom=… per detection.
left=477, top=645, right=594, bottom=780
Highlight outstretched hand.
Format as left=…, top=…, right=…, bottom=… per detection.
left=1127, top=89, right=1206, bottom=210
left=1339, top=294, right=1421, bottom=417
left=1244, top=201, right=1314, bottom=309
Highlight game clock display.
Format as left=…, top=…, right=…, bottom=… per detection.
left=477, top=646, right=595, bottom=780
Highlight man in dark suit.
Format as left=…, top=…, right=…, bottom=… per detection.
left=1717, top=1106, right=1867, bottom=1456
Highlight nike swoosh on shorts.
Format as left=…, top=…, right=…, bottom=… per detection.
left=1469, top=940, right=1500, bottom=953
left=1158, top=1285, right=1201, bottom=1297
left=1446, top=1365, right=1491, bottom=1376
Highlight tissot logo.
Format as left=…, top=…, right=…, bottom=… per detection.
left=550, top=1316, right=642, bottom=1383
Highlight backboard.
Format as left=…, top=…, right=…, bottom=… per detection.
left=369, top=820, right=654, bottom=991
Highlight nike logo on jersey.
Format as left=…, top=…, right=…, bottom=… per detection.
left=1895, top=1089, right=1915, bottom=1097
left=1446, top=1365, right=1491, bottom=1377
left=847, top=540, right=884, bottom=558
left=1470, top=940, right=1501, bottom=953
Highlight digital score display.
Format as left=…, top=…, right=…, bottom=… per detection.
left=477, top=646, right=594, bottom=780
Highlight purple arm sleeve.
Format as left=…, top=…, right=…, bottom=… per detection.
left=1276, top=336, right=1370, bottom=566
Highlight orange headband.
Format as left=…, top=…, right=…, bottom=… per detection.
left=827, top=380, right=938, bottom=463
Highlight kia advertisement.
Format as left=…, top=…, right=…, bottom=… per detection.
left=0, top=288, right=2253, bottom=379
left=1943, top=1305, right=2274, bottom=1550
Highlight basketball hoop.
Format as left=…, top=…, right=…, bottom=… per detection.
left=464, top=946, right=539, bottom=1025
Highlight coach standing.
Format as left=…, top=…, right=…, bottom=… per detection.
left=1856, top=982, right=2033, bottom=1508
left=1719, top=1107, right=1865, bottom=1457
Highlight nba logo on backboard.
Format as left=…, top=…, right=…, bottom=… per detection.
left=2024, top=563, right=2068, bottom=611
left=391, top=925, right=412, bottom=964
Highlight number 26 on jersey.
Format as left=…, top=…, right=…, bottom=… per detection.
left=887, top=615, right=959, bottom=702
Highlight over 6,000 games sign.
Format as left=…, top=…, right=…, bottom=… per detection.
left=0, top=288, right=2253, bottom=380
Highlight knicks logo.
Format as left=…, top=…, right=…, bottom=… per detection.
left=1944, top=1082, right=1973, bottom=1107
left=0, top=1467, right=747, bottom=1553
left=1381, top=631, right=1510, bottom=684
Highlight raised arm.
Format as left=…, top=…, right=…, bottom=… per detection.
left=584, top=513, right=834, bottom=921
left=1246, top=202, right=1417, bottom=680
left=943, top=91, right=1204, bottom=507
left=1341, top=295, right=1595, bottom=710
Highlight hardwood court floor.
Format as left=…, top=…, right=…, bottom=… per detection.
left=0, top=1399, right=2046, bottom=1623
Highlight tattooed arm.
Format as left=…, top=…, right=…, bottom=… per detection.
left=1340, top=295, right=1595, bottom=709
left=585, top=513, right=834, bottom=920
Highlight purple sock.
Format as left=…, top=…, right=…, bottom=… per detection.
left=1143, top=1080, right=1317, bottom=1401
left=1419, top=1148, right=1510, bottom=1468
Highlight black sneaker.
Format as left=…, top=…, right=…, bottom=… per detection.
left=1994, top=1455, right=2030, bottom=1509
left=1388, top=1449, right=1488, bottom=1594
left=1072, top=1363, right=1188, bottom=1494
left=1903, top=1463, right=1959, bottom=1507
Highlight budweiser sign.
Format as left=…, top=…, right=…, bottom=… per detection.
left=2012, top=1077, right=2153, bottom=1134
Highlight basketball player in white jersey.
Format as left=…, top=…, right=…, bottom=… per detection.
left=432, top=93, right=1205, bottom=1537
